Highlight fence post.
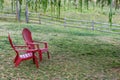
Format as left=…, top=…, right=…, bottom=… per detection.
left=92, top=20, right=94, bottom=30
left=38, top=13, right=41, bottom=24
left=64, top=17, right=66, bottom=27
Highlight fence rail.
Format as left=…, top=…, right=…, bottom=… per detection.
left=0, top=12, right=120, bottom=34
left=0, top=13, right=16, bottom=21
left=28, top=12, right=120, bottom=34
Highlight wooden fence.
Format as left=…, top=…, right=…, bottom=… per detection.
left=0, top=13, right=16, bottom=22
left=0, top=12, right=120, bottom=34
left=28, top=12, right=120, bottom=34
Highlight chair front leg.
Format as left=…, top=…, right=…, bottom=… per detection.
left=14, top=55, right=19, bottom=63
left=39, top=50, right=42, bottom=61
left=34, top=56, right=39, bottom=68
left=47, top=51, right=50, bottom=59
left=15, top=59, right=22, bottom=67
left=32, top=53, right=35, bottom=64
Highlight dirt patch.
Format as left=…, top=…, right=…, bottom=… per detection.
left=95, top=36, right=120, bottom=45
left=111, top=67, right=120, bottom=73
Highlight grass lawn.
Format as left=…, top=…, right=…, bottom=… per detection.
left=0, top=21, right=120, bottom=80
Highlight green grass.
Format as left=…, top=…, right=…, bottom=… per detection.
left=0, top=22, right=120, bottom=79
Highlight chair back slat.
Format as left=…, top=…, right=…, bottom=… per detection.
left=22, top=28, right=35, bottom=49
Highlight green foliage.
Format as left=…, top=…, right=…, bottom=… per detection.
left=11, top=0, right=15, bottom=12
left=78, top=0, right=82, bottom=12
left=84, top=0, right=89, bottom=10
left=57, top=0, right=61, bottom=18
left=0, top=0, right=4, bottom=10
left=109, top=0, right=113, bottom=26
left=19, top=0, right=22, bottom=5
left=1, top=0, right=120, bottom=24
left=41, top=0, right=48, bottom=13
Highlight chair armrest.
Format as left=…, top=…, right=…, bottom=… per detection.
left=27, top=42, right=40, bottom=49
left=14, top=45, right=28, bottom=48
left=16, top=49, right=38, bottom=53
left=16, top=49, right=28, bottom=52
left=33, top=40, right=48, bottom=48
left=14, top=45, right=28, bottom=50
left=33, top=40, right=47, bottom=44
left=28, top=41, right=48, bottom=48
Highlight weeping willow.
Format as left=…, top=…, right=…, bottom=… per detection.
left=53, top=0, right=57, bottom=15
left=84, top=0, right=89, bottom=10
left=57, top=0, right=61, bottom=18
left=16, top=0, right=20, bottom=21
left=38, top=0, right=41, bottom=9
left=79, top=0, right=82, bottom=12
left=0, top=0, right=4, bottom=10
left=115, top=0, right=120, bottom=10
left=41, top=0, right=48, bottom=13
left=96, top=0, right=113, bottom=25
left=19, top=0, right=22, bottom=20
left=50, top=0, right=61, bottom=18
left=28, top=0, right=35, bottom=11
left=35, top=0, right=38, bottom=12
left=63, top=0, right=66, bottom=10
left=1, top=0, right=119, bottom=23
left=25, top=0, right=29, bottom=23
left=11, top=0, right=14, bottom=12
left=50, top=0, right=54, bottom=17
left=109, top=0, right=113, bottom=26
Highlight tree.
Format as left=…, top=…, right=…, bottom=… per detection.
left=85, top=0, right=89, bottom=10
left=109, top=0, right=113, bottom=26
left=25, top=0, right=29, bottom=23
left=0, top=0, right=4, bottom=11
left=16, top=0, right=20, bottom=21
left=78, top=0, right=83, bottom=12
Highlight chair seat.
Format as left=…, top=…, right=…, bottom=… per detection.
left=20, top=53, right=33, bottom=59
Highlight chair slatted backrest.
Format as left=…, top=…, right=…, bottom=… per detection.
left=22, top=28, right=35, bottom=49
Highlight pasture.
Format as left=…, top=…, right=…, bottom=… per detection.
left=0, top=22, right=120, bottom=79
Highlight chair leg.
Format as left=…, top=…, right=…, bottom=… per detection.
left=39, top=53, right=42, bottom=61
left=47, top=51, right=50, bottom=59
left=32, top=53, right=35, bottom=64
left=38, top=50, right=42, bottom=61
left=34, top=56, right=39, bottom=68
left=33, top=58, right=35, bottom=64
left=39, top=51, right=42, bottom=61
left=15, top=59, right=21, bottom=67
left=14, top=55, right=19, bottom=63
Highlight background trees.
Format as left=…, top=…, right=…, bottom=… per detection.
left=0, top=0, right=120, bottom=24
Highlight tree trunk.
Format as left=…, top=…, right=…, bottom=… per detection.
left=109, top=0, right=113, bottom=26
left=11, top=0, right=14, bottom=13
left=25, top=0, right=29, bottom=23
left=16, top=0, right=20, bottom=21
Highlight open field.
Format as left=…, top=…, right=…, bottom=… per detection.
left=0, top=22, right=120, bottom=80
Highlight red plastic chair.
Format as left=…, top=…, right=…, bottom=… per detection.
left=22, top=28, right=50, bottom=61
left=8, top=34, right=39, bottom=68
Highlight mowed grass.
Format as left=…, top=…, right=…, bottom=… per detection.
left=0, top=22, right=120, bottom=80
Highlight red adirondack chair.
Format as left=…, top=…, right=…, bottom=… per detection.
left=8, top=34, right=39, bottom=68
left=22, top=28, right=50, bottom=61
